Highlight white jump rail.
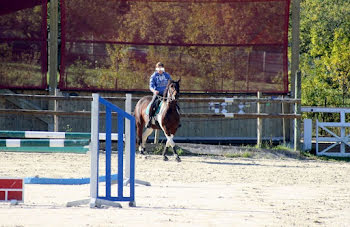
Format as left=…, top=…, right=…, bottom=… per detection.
left=302, top=107, right=350, bottom=157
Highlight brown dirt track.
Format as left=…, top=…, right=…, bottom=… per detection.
left=0, top=144, right=350, bottom=227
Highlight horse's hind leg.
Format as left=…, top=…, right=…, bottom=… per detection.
left=139, top=128, right=153, bottom=154
left=173, top=146, right=181, bottom=162
left=136, top=123, right=144, bottom=154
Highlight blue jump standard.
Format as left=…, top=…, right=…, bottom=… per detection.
left=24, top=174, right=119, bottom=185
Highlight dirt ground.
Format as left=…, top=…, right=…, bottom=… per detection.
left=0, top=145, right=350, bottom=227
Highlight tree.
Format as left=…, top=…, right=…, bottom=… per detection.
left=0, top=4, right=46, bottom=88
left=61, top=0, right=289, bottom=92
left=299, top=0, right=350, bottom=107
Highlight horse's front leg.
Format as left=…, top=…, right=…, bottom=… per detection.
left=139, top=128, right=153, bottom=155
left=173, top=145, right=181, bottom=162
left=164, top=134, right=181, bottom=162
left=162, top=146, right=169, bottom=161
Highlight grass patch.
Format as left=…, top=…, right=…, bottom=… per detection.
left=224, top=152, right=253, bottom=158
left=258, top=142, right=294, bottom=151
left=241, top=143, right=294, bottom=152
left=271, top=144, right=294, bottom=152
left=152, top=143, right=164, bottom=155
left=301, top=151, right=350, bottom=162
left=151, top=144, right=186, bottom=156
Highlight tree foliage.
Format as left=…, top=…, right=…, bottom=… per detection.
left=0, top=3, right=46, bottom=88
left=61, top=0, right=289, bottom=92
left=299, top=0, right=350, bottom=107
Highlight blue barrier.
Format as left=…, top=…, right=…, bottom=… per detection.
left=24, top=174, right=118, bottom=185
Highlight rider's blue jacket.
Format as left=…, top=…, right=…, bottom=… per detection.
left=149, top=71, right=172, bottom=96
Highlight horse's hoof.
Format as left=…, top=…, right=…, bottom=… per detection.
left=163, top=156, right=168, bottom=161
left=175, top=157, right=181, bottom=162
left=137, top=153, right=147, bottom=159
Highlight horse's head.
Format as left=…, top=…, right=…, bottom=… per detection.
left=164, top=79, right=180, bottom=102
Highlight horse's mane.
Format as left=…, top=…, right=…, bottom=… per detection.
left=162, top=80, right=171, bottom=99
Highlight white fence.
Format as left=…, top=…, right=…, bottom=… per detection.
left=302, top=107, right=350, bottom=157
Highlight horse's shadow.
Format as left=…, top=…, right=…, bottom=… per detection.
left=201, top=161, right=262, bottom=166
left=201, top=161, right=312, bottom=168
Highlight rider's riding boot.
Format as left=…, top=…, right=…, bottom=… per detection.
left=146, top=107, right=155, bottom=128
left=146, top=117, right=153, bottom=128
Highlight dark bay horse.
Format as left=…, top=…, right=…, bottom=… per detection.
left=134, top=79, right=181, bottom=162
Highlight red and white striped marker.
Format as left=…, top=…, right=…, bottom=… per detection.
left=0, top=178, right=24, bottom=203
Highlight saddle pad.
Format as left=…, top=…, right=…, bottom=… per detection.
left=146, top=101, right=163, bottom=116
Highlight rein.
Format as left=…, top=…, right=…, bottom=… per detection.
left=157, top=89, right=177, bottom=102
left=155, top=87, right=179, bottom=111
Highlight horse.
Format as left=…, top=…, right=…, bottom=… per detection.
left=134, top=79, right=181, bottom=162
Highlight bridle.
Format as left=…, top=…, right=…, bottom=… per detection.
left=156, top=81, right=180, bottom=113
left=166, top=82, right=178, bottom=102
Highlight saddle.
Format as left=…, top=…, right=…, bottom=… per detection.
left=146, top=97, right=163, bottom=116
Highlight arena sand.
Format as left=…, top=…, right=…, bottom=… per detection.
left=0, top=149, right=350, bottom=227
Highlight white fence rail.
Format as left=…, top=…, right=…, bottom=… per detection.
left=302, top=107, right=350, bottom=157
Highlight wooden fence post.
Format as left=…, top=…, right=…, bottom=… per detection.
left=48, top=0, right=59, bottom=132
left=257, top=91, right=262, bottom=148
left=291, top=0, right=300, bottom=98
left=282, top=96, right=286, bottom=144
left=294, top=71, right=301, bottom=151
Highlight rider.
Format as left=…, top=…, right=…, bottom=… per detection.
left=146, top=62, right=172, bottom=128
